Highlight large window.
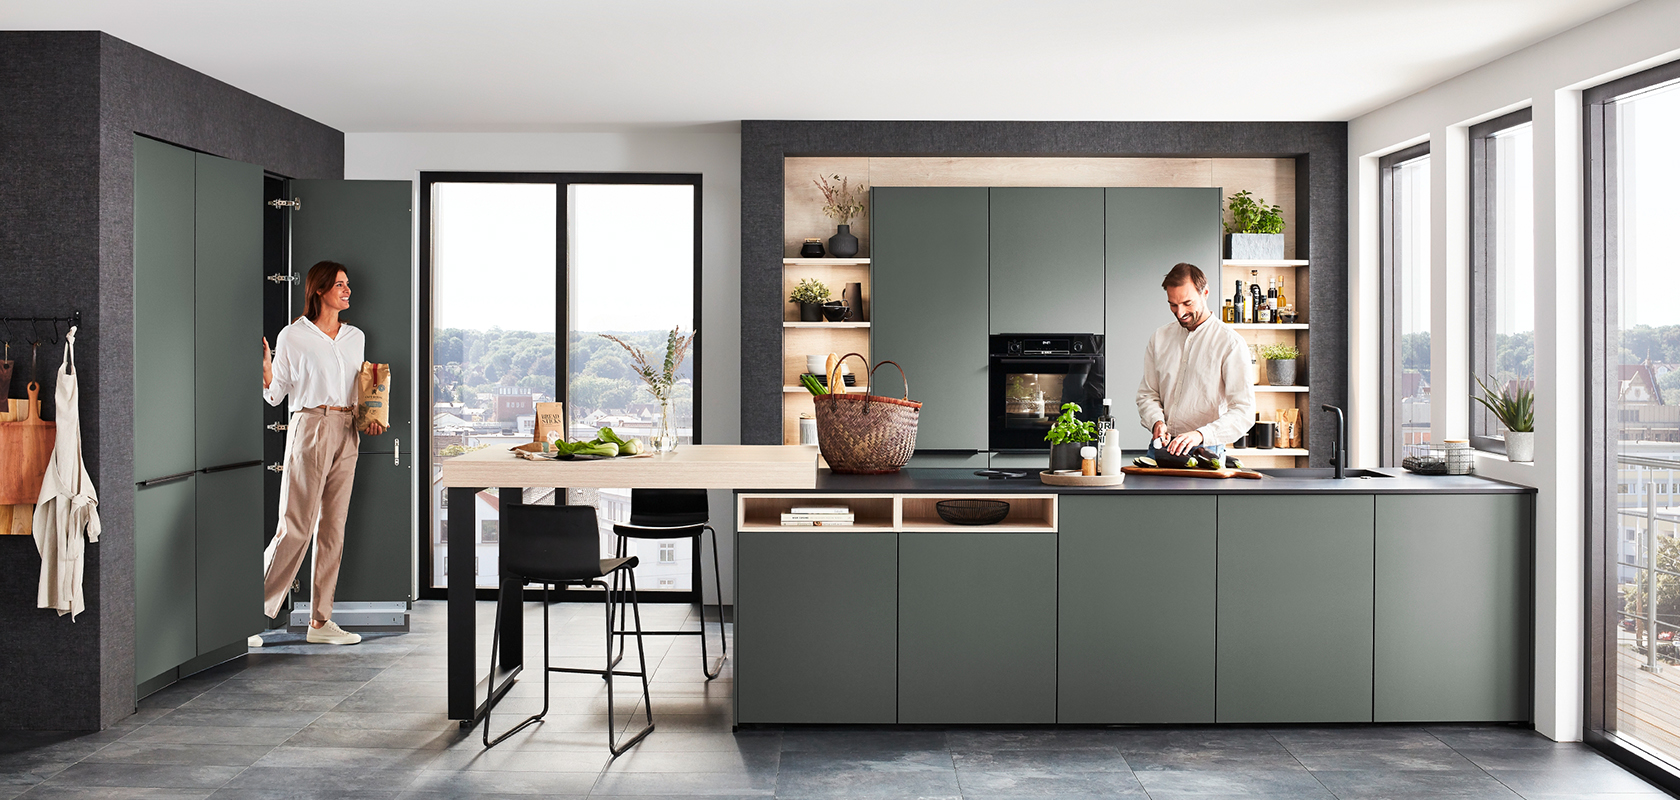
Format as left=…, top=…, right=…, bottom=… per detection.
left=1469, top=109, right=1534, bottom=452
left=420, top=173, right=701, bottom=597
left=1380, top=143, right=1431, bottom=466
left=1588, top=58, right=1680, bottom=786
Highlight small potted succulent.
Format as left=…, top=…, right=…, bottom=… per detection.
left=814, top=174, right=867, bottom=258
left=790, top=278, right=831, bottom=322
left=1045, top=402, right=1097, bottom=472
left=1473, top=374, right=1535, bottom=462
left=1224, top=190, right=1286, bottom=260
left=1259, top=342, right=1299, bottom=386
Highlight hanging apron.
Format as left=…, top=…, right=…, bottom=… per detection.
left=34, top=327, right=101, bottom=619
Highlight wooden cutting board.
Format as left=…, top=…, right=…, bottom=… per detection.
left=0, top=384, right=55, bottom=505
left=1121, top=465, right=1263, bottom=480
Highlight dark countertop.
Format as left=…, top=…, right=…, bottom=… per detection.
left=755, top=468, right=1535, bottom=495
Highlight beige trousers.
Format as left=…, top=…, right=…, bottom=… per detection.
left=263, top=407, right=359, bottom=623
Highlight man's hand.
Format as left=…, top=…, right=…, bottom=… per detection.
left=1151, top=421, right=1167, bottom=443
left=1166, top=429, right=1204, bottom=456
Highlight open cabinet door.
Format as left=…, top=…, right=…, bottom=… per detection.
left=288, top=179, right=415, bottom=604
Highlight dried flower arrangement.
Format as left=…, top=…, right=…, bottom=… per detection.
left=600, top=326, right=696, bottom=402
left=814, top=174, right=867, bottom=225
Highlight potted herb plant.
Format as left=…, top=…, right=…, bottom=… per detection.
left=814, top=174, right=867, bottom=258
left=790, top=278, right=831, bottom=322
left=1259, top=342, right=1299, bottom=386
left=1046, top=402, right=1097, bottom=471
left=1473, top=374, right=1535, bottom=462
left=1224, top=189, right=1286, bottom=260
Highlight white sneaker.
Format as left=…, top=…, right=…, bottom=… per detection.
left=305, top=621, right=362, bottom=645
left=247, top=635, right=264, bottom=648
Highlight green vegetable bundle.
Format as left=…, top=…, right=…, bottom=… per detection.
left=547, top=426, right=644, bottom=457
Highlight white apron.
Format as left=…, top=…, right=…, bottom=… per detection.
left=34, top=326, right=101, bottom=619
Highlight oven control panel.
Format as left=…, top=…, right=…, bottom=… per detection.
left=997, top=334, right=1099, bottom=357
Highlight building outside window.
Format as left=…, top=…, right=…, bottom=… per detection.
left=1380, top=143, right=1431, bottom=465
left=1469, top=108, right=1534, bottom=452
left=659, top=543, right=676, bottom=564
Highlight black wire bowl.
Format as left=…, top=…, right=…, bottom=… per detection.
left=935, top=499, right=1011, bottom=526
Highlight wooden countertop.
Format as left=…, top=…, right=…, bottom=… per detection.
left=438, top=444, right=820, bottom=489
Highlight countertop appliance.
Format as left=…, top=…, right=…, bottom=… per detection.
left=989, top=334, right=1106, bottom=453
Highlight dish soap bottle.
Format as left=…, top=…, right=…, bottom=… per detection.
left=1099, top=399, right=1124, bottom=476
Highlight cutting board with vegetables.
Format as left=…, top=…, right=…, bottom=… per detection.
left=1121, top=465, right=1262, bottom=480
left=0, top=384, right=55, bottom=505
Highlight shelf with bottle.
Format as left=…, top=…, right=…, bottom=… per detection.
left=1217, top=266, right=1301, bottom=327
left=1222, top=259, right=1308, bottom=268
left=1230, top=323, right=1308, bottom=331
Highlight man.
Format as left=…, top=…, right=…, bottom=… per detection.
left=1136, top=262, right=1256, bottom=459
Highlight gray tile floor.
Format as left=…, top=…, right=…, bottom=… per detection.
left=1, top=599, right=1672, bottom=799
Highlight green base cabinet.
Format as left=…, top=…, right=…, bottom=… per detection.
left=899, top=532, right=1057, bottom=723
left=1059, top=495, right=1216, bottom=723
left=1375, top=494, right=1532, bottom=722
left=136, top=477, right=197, bottom=685
left=736, top=532, right=898, bottom=723
left=1217, top=494, right=1375, bottom=723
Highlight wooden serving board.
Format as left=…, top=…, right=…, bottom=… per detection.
left=0, top=386, right=55, bottom=506
left=1121, top=465, right=1263, bottom=480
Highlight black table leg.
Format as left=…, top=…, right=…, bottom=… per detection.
left=448, top=485, right=482, bottom=721
left=498, top=488, right=525, bottom=671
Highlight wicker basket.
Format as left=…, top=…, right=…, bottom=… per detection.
left=812, top=354, right=921, bottom=474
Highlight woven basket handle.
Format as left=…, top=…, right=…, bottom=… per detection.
left=869, top=359, right=910, bottom=401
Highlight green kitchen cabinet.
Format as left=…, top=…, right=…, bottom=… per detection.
left=334, top=454, right=415, bottom=602
left=133, top=135, right=198, bottom=483
left=1104, top=187, right=1222, bottom=450
left=1375, top=494, right=1532, bottom=722
left=193, top=152, right=263, bottom=471
left=195, top=467, right=264, bottom=656
left=1059, top=495, right=1216, bottom=723
left=899, top=531, right=1057, bottom=723
left=136, top=476, right=197, bottom=685
left=1217, top=494, right=1375, bottom=723
left=989, top=188, right=1104, bottom=334
left=870, top=187, right=990, bottom=452
left=735, top=531, right=898, bottom=723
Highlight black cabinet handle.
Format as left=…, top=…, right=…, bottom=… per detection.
left=201, top=460, right=263, bottom=475
left=136, top=471, right=195, bottom=488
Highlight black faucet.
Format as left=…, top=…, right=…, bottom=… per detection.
left=1322, top=405, right=1347, bottom=479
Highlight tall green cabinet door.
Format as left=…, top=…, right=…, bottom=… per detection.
left=135, top=476, right=197, bottom=684
left=1217, top=494, right=1375, bottom=723
left=989, top=188, right=1104, bottom=334
left=870, top=187, right=990, bottom=451
left=1375, top=494, right=1532, bottom=722
left=195, top=466, right=263, bottom=654
left=288, top=179, right=414, bottom=602
left=1059, top=495, right=1216, bottom=723
left=899, top=532, right=1057, bottom=723
left=133, top=136, right=197, bottom=483
left=736, top=531, right=898, bottom=723
left=194, top=153, right=263, bottom=470
left=1105, top=188, right=1221, bottom=450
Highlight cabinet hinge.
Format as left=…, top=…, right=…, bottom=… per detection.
left=267, top=273, right=299, bottom=284
left=268, top=197, right=302, bottom=211
left=266, top=463, right=285, bottom=473
left=266, top=422, right=288, bottom=432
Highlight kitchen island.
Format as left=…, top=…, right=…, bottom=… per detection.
left=735, top=467, right=1535, bottom=727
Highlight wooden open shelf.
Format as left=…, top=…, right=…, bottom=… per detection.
left=1230, top=323, right=1307, bottom=330
left=785, top=321, right=870, bottom=328
left=784, top=385, right=869, bottom=393
left=1254, top=385, right=1309, bottom=393
left=784, top=258, right=870, bottom=267
left=737, top=494, right=897, bottom=531
left=900, top=495, right=1056, bottom=532
left=1223, top=259, right=1309, bottom=268
left=738, top=494, right=1058, bottom=533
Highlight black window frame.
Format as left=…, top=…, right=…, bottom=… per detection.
left=1469, top=107, right=1535, bottom=454
left=1379, top=141, right=1432, bottom=467
left=416, top=171, right=705, bottom=602
left=1584, top=56, right=1680, bottom=793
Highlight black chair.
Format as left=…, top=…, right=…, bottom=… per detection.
left=483, top=503, right=654, bottom=755
left=607, top=489, right=727, bottom=680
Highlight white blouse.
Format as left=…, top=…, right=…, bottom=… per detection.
left=1134, top=316, right=1257, bottom=446
left=263, top=317, right=365, bottom=412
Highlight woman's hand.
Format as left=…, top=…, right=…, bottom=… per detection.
left=364, top=421, right=387, bottom=436
left=262, top=337, right=273, bottom=389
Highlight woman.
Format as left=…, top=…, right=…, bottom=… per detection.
left=254, top=260, right=386, bottom=646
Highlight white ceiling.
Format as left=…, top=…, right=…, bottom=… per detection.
left=1, top=0, right=1640, bottom=131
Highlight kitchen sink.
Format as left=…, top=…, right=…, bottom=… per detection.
left=1254, top=468, right=1394, bottom=479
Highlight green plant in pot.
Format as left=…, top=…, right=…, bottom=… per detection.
left=1224, top=189, right=1286, bottom=260
left=1046, top=402, right=1097, bottom=472
left=1473, top=374, right=1535, bottom=462
left=1259, top=342, right=1299, bottom=386
left=790, top=278, right=831, bottom=322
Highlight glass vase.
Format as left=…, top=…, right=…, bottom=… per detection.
left=653, top=396, right=679, bottom=453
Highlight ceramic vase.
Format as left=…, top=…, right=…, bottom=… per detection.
left=1266, top=358, right=1297, bottom=386
left=1505, top=430, right=1534, bottom=462
left=1049, top=442, right=1085, bottom=472
left=828, top=224, right=859, bottom=258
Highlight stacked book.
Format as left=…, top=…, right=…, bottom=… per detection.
left=780, top=506, right=854, bottom=526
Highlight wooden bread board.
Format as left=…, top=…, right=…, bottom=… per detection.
left=0, top=385, right=55, bottom=505
left=1121, top=465, right=1263, bottom=480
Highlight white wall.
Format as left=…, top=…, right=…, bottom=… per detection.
left=346, top=130, right=743, bottom=603
left=1348, top=0, right=1680, bottom=741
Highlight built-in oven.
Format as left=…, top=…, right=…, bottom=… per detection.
left=989, top=334, right=1106, bottom=453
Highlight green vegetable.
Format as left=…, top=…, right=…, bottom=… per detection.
left=800, top=373, right=829, bottom=395
left=618, top=438, right=643, bottom=456
left=1045, top=403, right=1097, bottom=445
left=554, top=439, right=620, bottom=457
left=596, top=427, right=629, bottom=446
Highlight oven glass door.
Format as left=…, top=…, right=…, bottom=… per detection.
left=990, top=357, right=1105, bottom=451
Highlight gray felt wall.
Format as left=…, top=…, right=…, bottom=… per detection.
left=0, top=31, right=342, bottom=730
left=738, top=121, right=1348, bottom=466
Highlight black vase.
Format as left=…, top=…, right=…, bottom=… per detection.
left=828, top=224, right=860, bottom=258
left=799, top=239, right=825, bottom=258
left=799, top=302, right=822, bottom=322
left=1049, top=442, right=1086, bottom=472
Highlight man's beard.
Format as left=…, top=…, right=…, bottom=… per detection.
left=1177, top=309, right=1205, bottom=329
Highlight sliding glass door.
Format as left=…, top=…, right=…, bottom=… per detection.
left=420, top=173, right=701, bottom=596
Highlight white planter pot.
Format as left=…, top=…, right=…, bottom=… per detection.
left=1505, top=430, right=1534, bottom=463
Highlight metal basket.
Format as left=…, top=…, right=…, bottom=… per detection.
left=1401, top=442, right=1474, bottom=475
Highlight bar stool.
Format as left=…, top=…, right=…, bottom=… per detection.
left=608, top=489, right=727, bottom=680
left=483, top=503, right=654, bottom=755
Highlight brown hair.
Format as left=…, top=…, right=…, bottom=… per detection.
left=299, top=261, right=347, bottom=323
left=1161, top=262, right=1207, bottom=293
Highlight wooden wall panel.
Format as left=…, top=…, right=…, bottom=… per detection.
left=784, top=157, right=871, bottom=257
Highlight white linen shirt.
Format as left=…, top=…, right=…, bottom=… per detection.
left=263, top=317, right=365, bottom=412
left=1135, top=316, right=1257, bottom=446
